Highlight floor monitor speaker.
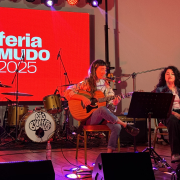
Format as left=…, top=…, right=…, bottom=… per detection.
left=92, top=152, right=155, bottom=180
left=0, top=160, right=55, bottom=180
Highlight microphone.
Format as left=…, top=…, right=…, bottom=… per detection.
left=57, top=48, right=61, bottom=60
left=22, top=49, right=25, bottom=62
left=104, top=77, right=115, bottom=82
left=54, top=89, right=59, bottom=94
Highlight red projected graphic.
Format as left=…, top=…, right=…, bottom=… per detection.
left=0, top=7, right=90, bottom=104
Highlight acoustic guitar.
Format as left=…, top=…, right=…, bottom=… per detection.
left=68, top=90, right=133, bottom=121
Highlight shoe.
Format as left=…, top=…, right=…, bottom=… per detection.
left=125, top=124, right=140, bottom=136
left=171, top=154, right=180, bottom=163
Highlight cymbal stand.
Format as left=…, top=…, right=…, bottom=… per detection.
left=57, top=48, right=71, bottom=85
left=142, top=113, right=173, bottom=170
left=57, top=49, right=75, bottom=143
left=63, top=107, right=70, bottom=140
left=52, top=112, right=61, bottom=141
left=62, top=105, right=76, bottom=144
left=11, top=50, right=24, bottom=142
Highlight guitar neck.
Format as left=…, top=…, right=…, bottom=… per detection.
left=98, top=92, right=133, bottom=103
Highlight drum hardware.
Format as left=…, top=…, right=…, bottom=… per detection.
left=0, top=83, right=12, bottom=88
left=0, top=107, right=15, bottom=145
left=62, top=106, right=76, bottom=144
left=50, top=113, right=62, bottom=141
left=4, top=50, right=32, bottom=142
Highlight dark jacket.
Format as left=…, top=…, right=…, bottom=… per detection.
left=153, top=85, right=180, bottom=98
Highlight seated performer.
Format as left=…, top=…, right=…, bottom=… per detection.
left=64, top=59, right=139, bottom=153
left=153, top=66, right=180, bottom=162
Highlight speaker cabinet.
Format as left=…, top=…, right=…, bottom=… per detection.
left=0, top=160, right=55, bottom=180
left=92, top=152, right=155, bottom=180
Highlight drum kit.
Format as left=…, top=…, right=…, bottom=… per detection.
left=0, top=83, right=73, bottom=145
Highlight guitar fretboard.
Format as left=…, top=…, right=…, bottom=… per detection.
left=98, top=92, right=133, bottom=103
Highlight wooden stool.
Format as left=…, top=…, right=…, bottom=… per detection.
left=76, top=125, right=120, bottom=164
left=153, top=119, right=168, bottom=149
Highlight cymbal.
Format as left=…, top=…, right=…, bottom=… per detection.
left=1, top=92, right=33, bottom=96
left=61, top=84, right=74, bottom=87
left=0, top=83, right=12, bottom=88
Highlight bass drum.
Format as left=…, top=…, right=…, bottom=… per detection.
left=20, top=110, right=56, bottom=143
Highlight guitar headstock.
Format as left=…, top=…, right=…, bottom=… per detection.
left=120, top=92, right=133, bottom=99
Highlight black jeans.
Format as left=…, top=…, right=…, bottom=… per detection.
left=165, top=109, right=180, bottom=155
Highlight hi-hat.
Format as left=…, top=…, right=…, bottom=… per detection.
left=1, top=92, right=33, bottom=96
left=0, top=83, right=12, bottom=88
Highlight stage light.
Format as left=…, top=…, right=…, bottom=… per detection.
left=67, top=0, right=79, bottom=5
left=79, top=165, right=87, bottom=169
left=41, top=0, right=58, bottom=7
left=86, top=0, right=102, bottom=7
left=65, top=174, right=81, bottom=179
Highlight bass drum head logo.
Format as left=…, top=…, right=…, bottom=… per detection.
left=25, top=111, right=55, bottom=142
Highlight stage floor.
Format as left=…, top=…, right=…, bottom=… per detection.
left=0, top=141, right=179, bottom=180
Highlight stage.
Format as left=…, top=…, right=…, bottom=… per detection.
left=0, top=139, right=178, bottom=180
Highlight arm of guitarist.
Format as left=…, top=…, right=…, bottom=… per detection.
left=69, top=94, right=91, bottom=107
left=104, top=82, right=121, bottom=112
left=64, top=81, right=91, bottom=107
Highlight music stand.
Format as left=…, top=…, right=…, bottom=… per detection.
left=127, top=92, right=174, bottom=168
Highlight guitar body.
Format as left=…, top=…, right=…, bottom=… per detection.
left=68, top=90, right=106, bottom=121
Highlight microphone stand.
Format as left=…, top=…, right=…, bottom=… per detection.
left=57, top=49, right=74, bottom=143
left=57, top=48, right=71, bottom=85
left=130, top=67, right=165, bottom=92
left=117, top=67, right=165, bottom=152
left=11, top=50, right=24, bottom=142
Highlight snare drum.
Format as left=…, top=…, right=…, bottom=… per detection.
left=43, top=94, right=61, bottom=114
left=20, top=110, right=56, bottom=142
left=7, top=105, right=28, bottom=126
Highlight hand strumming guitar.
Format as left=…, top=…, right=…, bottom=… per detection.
left=113, top=96, right=121, bottom=106
left=81, top=96, right=91, bottom=107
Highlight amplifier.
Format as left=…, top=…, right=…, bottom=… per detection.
left=118, top=115, right=148, bottom=144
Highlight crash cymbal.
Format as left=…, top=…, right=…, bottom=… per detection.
left=61, top=84, right=74, bottom=87
left=1, top=92, right=33, bottom=96
left=0, top=83, right=12, bottom=88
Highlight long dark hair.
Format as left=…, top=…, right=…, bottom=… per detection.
left=156, top=66, right=180, bottom=88
left=86, top=59, right=106, bottom=95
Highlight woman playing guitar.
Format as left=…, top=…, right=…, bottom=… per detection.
left=64, top=59, right=139, bottom=153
